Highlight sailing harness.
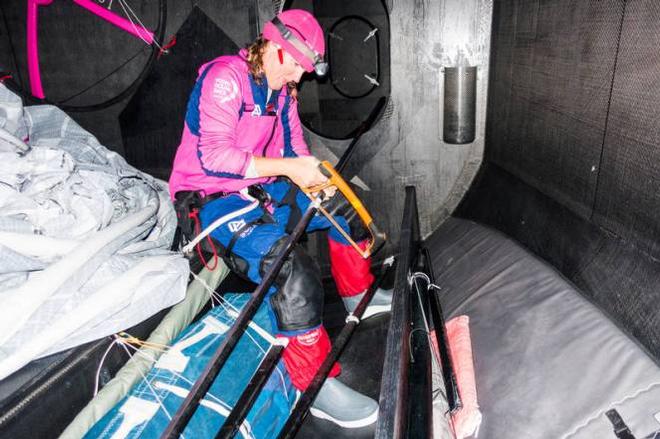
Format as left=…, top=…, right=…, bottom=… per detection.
left=175, top=158, right=386, bottom=273
left=174, top=184, right=284, bottom=272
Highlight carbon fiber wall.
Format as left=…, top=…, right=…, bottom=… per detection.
left=460, top=0, right=660, bottom=360
left=593, top=0, right=660, bottom=260
left=486, top=0, right=624, bottom=219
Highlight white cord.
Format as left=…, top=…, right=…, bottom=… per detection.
left=117, top=0, right=164, bottom=49
left=182, top=199, right=260, bottom=254
left=124, top=342, right=235, bottom=411
left=185, top=271, right=292, bottom=401
left=190, top=270, right=223, bottom=307
left=409, top=271, right=443, bottom=370
left=214, top=295, right=291, bottom=401
left=408, top=271, right=442, bottom=293
left=117, top=341, right=178, bottom=431
left=94, top=338, right=119, bottom=396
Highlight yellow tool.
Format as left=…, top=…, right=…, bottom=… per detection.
left=302, top=161, right=386, bottom=258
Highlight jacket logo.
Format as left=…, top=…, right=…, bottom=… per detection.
left=228, top=219, right=255, bottom=237
left=296, top=329, right=321, bottom=346
left=251, top=105, right=262, bottom=117
left=213, top=78, right=238, bottom=103
left=228, top=219, right=246, bottom=233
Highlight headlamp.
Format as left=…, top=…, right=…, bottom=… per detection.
left=314, top=61, right=328, bottom=76
left=272, top=17, right=328, bottom=76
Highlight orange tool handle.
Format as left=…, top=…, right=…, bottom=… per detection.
left=304, top=161, right=386, bottom=258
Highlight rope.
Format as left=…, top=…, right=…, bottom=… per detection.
left=182, top=197, right=260, bottom=254
left=117, top=341, right=179, bottom=432
left=117, top=331, right=170, bottom=351
left=91, top=266, right=295, bottom=431
left=408, top=270, right=445, bottom=395
left=59, top=0, right=165, bottom=104
left=117, top=0, right=165, bottom=50
left=183, top=271, right=293, bottom=402
left=121, top=342, right=241, bottom=416
left=93, top=334, right=178, bottom=434
left=94, top=338, right=120, bottom=396
left=190, top=210, right=219, bottom=271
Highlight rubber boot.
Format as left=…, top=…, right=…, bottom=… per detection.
left=342, top=287, right=393, bottom=319
left=310, top=378, right=379, bottom=428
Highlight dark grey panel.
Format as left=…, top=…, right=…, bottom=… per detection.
left=291, top=0, right=391, bottom=140
left=313, top=0, right=389, bottom=18
left=328, top=17, right=380, bottom=99
left=426, top=217, right=660, bottom=439
left=593, top=0, right=660, bottom=260
left=487, top=0, right=623, bottom=218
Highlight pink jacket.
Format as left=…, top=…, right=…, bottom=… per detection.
left=169, top=50, right=309, bottom=198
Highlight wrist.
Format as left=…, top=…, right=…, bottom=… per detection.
left=253, top=156, right=294, bottom=179
left=278, top=158, right=293, bottom=179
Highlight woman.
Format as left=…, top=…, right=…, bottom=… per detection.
left=169, top=9, right=391, bottom=428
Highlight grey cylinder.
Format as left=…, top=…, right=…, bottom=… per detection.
left=443, top=66, right=477, bottom=144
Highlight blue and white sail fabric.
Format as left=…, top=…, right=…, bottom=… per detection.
left=0, top=85, right=188, bottom=379
left=86, top=293, right=296, bottom=438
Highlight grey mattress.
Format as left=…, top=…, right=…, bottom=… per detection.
left=426, top=217, right=660, bottom=439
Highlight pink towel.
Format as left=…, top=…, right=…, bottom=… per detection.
left=444, top=315, right=482, bottom=438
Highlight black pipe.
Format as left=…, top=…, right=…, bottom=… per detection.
left=277, top=258, right=396, bottom=439
left=216, top=344, right=286, bottom=438
left=336, top=96, right=387, bottom=173
left=407, top=254, right=433, bottom=438
left=420, top=247, right=461, bottom=412
left=375, top=186, right=419, bottom=439
left=160, top=202, right=320, bottom=439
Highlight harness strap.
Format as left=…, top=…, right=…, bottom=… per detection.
left=224, top=185, right=273, bottom=254
left=199, top=190, right=229, bottom=205
left=189, top=208, right=219, bottom=270
left=181, top=197, right=260, bottom=254
left=605, top=409, right=636, bottom=439
left=277, top=182, right=302, bottom=234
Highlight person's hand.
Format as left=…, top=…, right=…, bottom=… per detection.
left=285, top=156, right=328, bottom=189
left=322, top=186, right=338, bottom=198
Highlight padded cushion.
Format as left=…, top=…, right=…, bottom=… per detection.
left=426, top=217, right=660, bottom=438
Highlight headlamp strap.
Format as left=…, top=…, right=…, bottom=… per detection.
left=271, top=16, right=322, bottom=66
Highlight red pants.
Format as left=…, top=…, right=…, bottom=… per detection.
left=280, top=238, right=374, bottom=390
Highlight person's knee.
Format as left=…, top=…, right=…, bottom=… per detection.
left=261, top=236, right=324, bottom=331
